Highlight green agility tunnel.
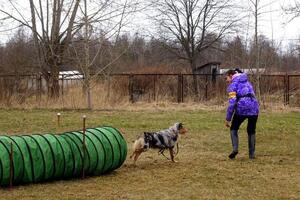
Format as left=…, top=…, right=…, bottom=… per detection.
left=0, top=126, right=127, bottom=186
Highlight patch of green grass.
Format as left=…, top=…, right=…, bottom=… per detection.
left=0, top=108, right=299, bottom=200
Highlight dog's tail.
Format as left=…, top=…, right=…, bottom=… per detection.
left=132, top=137, right=144, bottom=151
left=129, top=137, right=144, bottom=159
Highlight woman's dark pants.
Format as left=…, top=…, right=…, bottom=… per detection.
left=230, top=114, right=258, bottom=159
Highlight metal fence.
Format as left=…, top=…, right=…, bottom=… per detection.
left=127, top=73, right=300, bottom=106
left=0, top=73, right=299, bottom=108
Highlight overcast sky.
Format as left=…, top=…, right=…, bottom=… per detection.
left=0, top=0, right=299, bottom=47
left=253, top=0, right=300, bottom=45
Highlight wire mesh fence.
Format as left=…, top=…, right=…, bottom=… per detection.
left=0, top=73, right=299, bottom=108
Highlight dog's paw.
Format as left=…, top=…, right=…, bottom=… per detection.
left=171, top=159, right=178, bottom=163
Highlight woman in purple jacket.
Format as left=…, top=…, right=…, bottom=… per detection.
left=225, top=69, right=259, bottom=159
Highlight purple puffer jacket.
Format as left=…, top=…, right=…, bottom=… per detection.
left=226, top=73, right=259, bottom=121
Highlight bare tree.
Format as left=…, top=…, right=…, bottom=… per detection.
left=0, top=28, right=36, bottom=74
left=247, top=0, right=277, bottom=101
left=0, top=0, right=81, bottom=97
left=283, top=0, right=300, bottom=21
left=222, top=36, right=248, bottom=67
left=249, top=0, right=262, bottom=100
left=0, top=0, right=138, bottom=99
left=68, top=0, right=139, bottom=109
left=150, top=0, right=239, bottom=95
left=282, top=1, right=300, bottom=72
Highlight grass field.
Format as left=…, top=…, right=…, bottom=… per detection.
left=0, top=107, right=299, bottom=200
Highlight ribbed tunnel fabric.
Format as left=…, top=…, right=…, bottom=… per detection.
left=0, top=126, right=127, bottom=186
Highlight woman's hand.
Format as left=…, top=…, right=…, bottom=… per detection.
left=225, top=120, right=231, bottom=128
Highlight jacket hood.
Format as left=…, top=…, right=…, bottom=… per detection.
left=232, top=73, right=248, bottom=83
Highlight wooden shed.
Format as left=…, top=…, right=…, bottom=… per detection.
left=193, top=62, right=221, bottom=84
left=193, top=62, right=221, bottom=74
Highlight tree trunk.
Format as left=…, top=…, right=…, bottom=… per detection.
left=49, top=66, right=60, bottom=98
left=254, top=0, right=261, bottom=103
left=192, top=74, right=199, bottom=99
left=83, top=80, right=92, bottom=110
left=82, top=0, right=92, bottom=110
left=191, top=61, right=199, bottom=100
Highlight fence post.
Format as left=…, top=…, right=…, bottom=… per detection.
left=128, top=74, right=134, bottom=103
left=36, top=75, right=39, bottom=103
left=57, top=113, right=61, bottom=127
left=153, top=75, right=156, bottom=102
left=284, top=73, right=288, bottom=105
left=205, top=75, right=208, bottom=100
left=36, top=74, right=42, bottom=106
left=40, top=75, right=42, bottom=105
left=61, top=74, right=64, bottom=97
left=82, top=115, right=86, bottom=179
left=181, top=74, right=184, bottom=102
left=287, top=74, right=290, bottom=105
left=106, top=75, right=111, bottom=101
left=177, top=74, right=182, bottom=103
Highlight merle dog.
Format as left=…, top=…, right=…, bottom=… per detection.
left=129, top=122, right=187, bottom=164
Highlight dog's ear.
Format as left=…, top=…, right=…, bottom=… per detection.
left=177, top=123, right=183, bottom=130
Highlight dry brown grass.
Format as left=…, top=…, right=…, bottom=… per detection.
left=0, top=108, right=299, bottom=200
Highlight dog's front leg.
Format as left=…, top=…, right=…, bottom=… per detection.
left=133, top=149, right=143, bottom=165
left=169, top=147, right=177, bottom=162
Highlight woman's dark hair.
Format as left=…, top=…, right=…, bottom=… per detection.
left=225, top=68, right=243, bottom=76
left=234, top=68, right=243, bottom=73
left=225, top=69, right=236, bottom=76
